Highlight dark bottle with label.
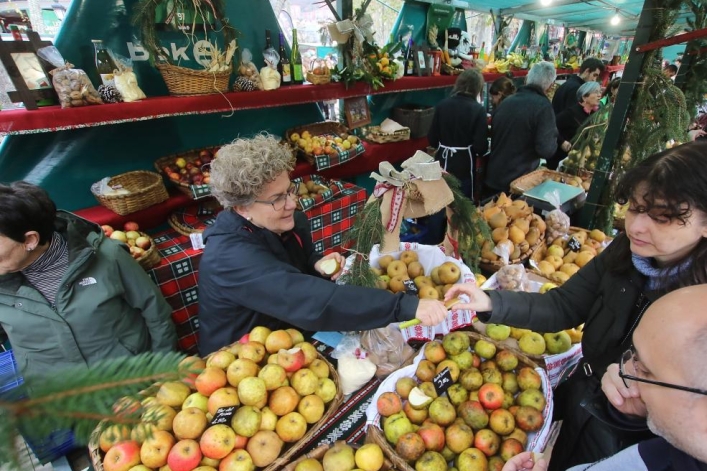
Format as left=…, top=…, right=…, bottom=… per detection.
left=291, top=28, right=304, bottom=84
left=404, top=38, right=415, bottom=76
left=91, top=39, right=118, bottom=87
left=278, top=32, right=292, bottom=85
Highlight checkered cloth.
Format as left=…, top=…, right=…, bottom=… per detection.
left=187, top=184, right=212, bottom=199
left=169, top=199, right=222, bottom=233
left=293, top=175, right=347, bottom=211
left=313, top=137, right=365, bottom=171
left=306, top=183, right=367, bottom=255
left=146, top=230, right=203, bottom=355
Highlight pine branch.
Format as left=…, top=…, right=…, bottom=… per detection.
left=340, top=199, right=383, bottom=288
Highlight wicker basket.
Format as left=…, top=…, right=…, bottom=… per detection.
left=441, top=63, right=463, bottom=75
left=510, top=168, right=580, bottom=195
left=92, top=171, right=169, bottom=216
left=285, top=121, right=353, bottom=164
left=306, top=71, right=331, bottom=85
left=89, top=341, right=343, bottom=471
left=154, top=146, right=220, bottom=200
left=479, top=213, right=546, bottom=273
left=135, top=235, right=161, bottom=271
left=167, top=200, right=223, bottom=236
left=363, top=125, right=411, bottom=144
left=391, top=105, right=435, bottom=139
left=156, top=62, right=231, bottom=96
left=366, top=331, right=546, bottom=471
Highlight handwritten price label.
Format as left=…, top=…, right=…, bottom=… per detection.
left=209, top=406, right=236, bottom=426
left=433, top=367, right=453, bottom=396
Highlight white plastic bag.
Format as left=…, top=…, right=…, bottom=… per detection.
left=544, top=190, right=570, bottom=244
left=37, top=46, right=103, bottom=108
left=112, top=53, right=146, bottom=102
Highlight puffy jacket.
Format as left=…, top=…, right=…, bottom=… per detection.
left=479, top=234, right=657, bottom=469
left=0, top=212, right=176, bottom=381
left=197, top=210, right=419, bottom=355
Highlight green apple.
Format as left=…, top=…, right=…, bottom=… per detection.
left=485, top=324, right=511, bottom=341
left=449, top=351, right=474, bottom=370
left=510, top=327, right=532, bottom=340
left=474, top=339, right=497, bottom=360
left=543, top=331, right=572, bottom=354
left=518, top=332, right=546, bottom=356
left=182, top=392, right=209, bottom=413
left=442, top=332, right=470, bottom=356
left=516, top=388, right=547, bottom=411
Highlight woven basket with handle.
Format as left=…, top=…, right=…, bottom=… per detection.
left=92, top=171, right=169, bottom=216
left=509, top=168, right=579, bottom=195
left=156, top=62, right=231, bottom=96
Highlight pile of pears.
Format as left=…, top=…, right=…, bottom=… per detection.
left=375, top=331, right=548, bottom=471
left=480, top=193, right=546, bottom=265
left=532, top=228, right=609, bottom=285
left=372, top=250, right=462, bottom=300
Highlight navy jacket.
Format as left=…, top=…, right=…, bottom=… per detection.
left=552, top=74, right=585, bottom=114
left=485, top=85, right=558, bottom=193
left=197, top=210, right=419, bottom=355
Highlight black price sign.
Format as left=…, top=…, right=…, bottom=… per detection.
left=403, top=279, right=419, bottom=296
left=433, top=367, right=453, bottom=396
left=568, top=236, right=582, bottom=252
left=209, top=406, right=236, bottom=426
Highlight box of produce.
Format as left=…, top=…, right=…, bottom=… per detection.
left=286, top=122, right=365, bottom=171
left=89, top=326, right=342, bottom=471
left=293, top=175, right=347, bottom=211
left=365, top=331, right=553, bottom=471
left=155, top=147, right=219, bottom=200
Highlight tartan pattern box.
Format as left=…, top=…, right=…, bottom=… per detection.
left=305, top=183, right=367, bottom=255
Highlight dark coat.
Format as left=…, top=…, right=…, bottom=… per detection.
left=428, top=94, right=489, bottom=181
left=479, top=234, right=657, bottom=469
left=552, top=74, right=585, bottom=114
left=639, top=438, right=707, bottom=471
left=197, top=210, right=419, bottom=355
left=549, top=103, right=593, bottom=169
left=485, top=85, right=558, bottom=193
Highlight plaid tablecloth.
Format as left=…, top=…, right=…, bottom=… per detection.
left=308, top=183, right=367, bottom=255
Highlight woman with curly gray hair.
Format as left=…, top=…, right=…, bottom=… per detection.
left=198, top=134, right=447, bottom=355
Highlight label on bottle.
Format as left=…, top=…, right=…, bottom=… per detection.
left=99, top=73, right=115, bottom=87
left=281, top=64, right=292, bottom=83
left=293, top=64, right=303, bottom=82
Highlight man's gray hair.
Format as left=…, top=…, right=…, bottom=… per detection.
left=526, top=61, right=557, bottom=91
left=576, top=81, right=602, bottom=102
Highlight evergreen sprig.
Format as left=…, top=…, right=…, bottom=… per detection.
left=340, top=199, right=383, bottom=288
left=0, top=351, right=185, bottom=468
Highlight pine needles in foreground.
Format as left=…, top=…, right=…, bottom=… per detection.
left=340, top=199, right=383, bottom=288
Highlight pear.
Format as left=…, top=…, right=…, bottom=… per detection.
left=323, top=442, right=356, bottom=471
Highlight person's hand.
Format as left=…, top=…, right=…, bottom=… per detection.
left=502, top=451, right=548, bottom=471
left=444, top=283, right=493, bottom=312
left=601, top=363, right=647, bottom=417
left=689, top=129, right=706, bottom=141
left=414, top=299, right=448, bottom=326
left=314, top=252, right=346, bottom=281
left=561, top=140, right=572, bottom=153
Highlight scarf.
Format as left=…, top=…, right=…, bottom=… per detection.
left=582, top=104, right=599, bottom=114
left=631, top=253, right=691, bottom=291
left=22, top=231, right=69, bottom=305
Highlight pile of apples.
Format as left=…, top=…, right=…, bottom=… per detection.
left=478, top=322, right=582, bottom=357
left=371, top=250, right=461, bottom=300
left=375, top=332, right=548, bottom=470
left=102, top=222, right=153, bottom=260
left=531, top=228, right=609, bottom=285
left=290, top=442, right=389, bottom=471
left=479, top=194, right=546, bottom=265
left=97, top=326, right=338, bottom=471
left=289, top=131, right=359, bottom=157
left=162, top=149, right=215, bottom=186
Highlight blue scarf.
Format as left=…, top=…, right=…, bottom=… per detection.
left=631, top=254, right=692, bottom=291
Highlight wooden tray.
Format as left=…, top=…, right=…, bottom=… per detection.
left=89, top=341, right=343, bottom=471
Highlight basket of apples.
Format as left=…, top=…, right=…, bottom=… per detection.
left=89, top=326, right=343, bottom=471
left=154, top=147, right=218, bottom=200
left=283, top=441, right=394, bottom=471
left=102, top=222, right=161, bottom=270
left=364, top=330, right=553, bottom=471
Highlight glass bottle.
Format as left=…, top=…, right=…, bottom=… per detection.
left=278, top=32, right=292, bottom=86
left=291, top=28, right=304, bottom=85
left=405, top=38, right=415, bottom=76
left=479, top=42, right=486, bottom=62
left=91, top=39, right=118, bottom=87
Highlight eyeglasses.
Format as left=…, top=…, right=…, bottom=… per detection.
left=254, top=184, right=297, bottom=211
left=619, top=346, right=707, bottom=396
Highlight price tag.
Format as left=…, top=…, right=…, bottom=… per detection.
left=568, top=236, right=582, bottom=252
left=190, top=232, right=205, bottom=250
left=403, top=279, right=419, bottom=296
left=209, top=406, right=236, bottom=426
left=433, top=367, right=453, bottom=396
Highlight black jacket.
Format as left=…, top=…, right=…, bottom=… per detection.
left=552, top=74, right=585, bottom=114
left=485, top=85, right=558, bottom=193
left=549, top=103, right=593, bottom=169
left=479, top=234, right=658, bottom=469
left=639, top=438, right=707, bottom=471
left=197, top=210, right=419, bottom=355
left=428, top=94, right=488, bottom=180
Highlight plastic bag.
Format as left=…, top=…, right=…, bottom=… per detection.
left=112, top=53, right=146, bottom=102
left=36, top=46, right=103, bottom=108
left=337, top=354, right=377, bottom=396
left=360, top=325, right=416, bottom=379
left=260, top=47, right=281, bottom=91
left=544, top=189, right=570, bottom=244
left=496, top=263, right=529, bottom=291
left=234, top=48, right=263, bottom=92
left=91, top=177, right=130, bottom=196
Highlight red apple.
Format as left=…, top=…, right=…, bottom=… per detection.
left=478, top=383, right=504, bottom=410
left=499, top=438, right=524, bottom=462
left=199, top=424, right=237, bottom=459
left=135, top=236, right=152, bottom=250
left=167, top=439, right=202, bottom=471
left=192, top=175, right=204, bottom=185
left=103, top=440, right=141, bottom=471
left=101, top=225, right=114, bottom=237
left=124, top=221, right=140, bottom=232
left=417, top=423, right=445, bottom=452
left=474, top=429, right=500, bottom=457
left=277, top=347, right=305, bottom=373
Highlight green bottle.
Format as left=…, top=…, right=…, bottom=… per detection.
left=291, top=28, right=304, bottom=84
